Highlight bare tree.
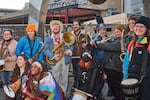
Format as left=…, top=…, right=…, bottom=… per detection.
left=142, top=0, right=150, bottom=17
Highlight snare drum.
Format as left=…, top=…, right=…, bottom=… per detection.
left=121, top=78, right=139, bottom=97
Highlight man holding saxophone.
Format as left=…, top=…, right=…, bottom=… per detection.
left=43, top=20, right=74, bottom=95
left=0, top=29, right=17, bottom=86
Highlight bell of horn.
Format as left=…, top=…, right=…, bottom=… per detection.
left=89, top=0, right=107, bottom=4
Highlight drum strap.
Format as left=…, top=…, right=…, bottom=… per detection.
left=139, top=49, right=148, bottom=83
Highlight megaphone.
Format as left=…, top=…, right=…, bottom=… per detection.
left=3, top=75, right=28, bottom=98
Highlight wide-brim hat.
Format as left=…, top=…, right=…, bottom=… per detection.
left=50, top=20, right=63, bottom=32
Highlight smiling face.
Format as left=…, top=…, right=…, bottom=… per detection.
left=31, top=62, right=42, bottom=76
left=134, top=23, right=147, bottom=37
left=26, top=30, right=36, bottom=40
left=16, top=55, right=27, bottom=68
left=98, top=28, right=106, bottom=37
left=3, top=30, right=12, bottom=41
left=128, top=19, right=136, bottom=32
left=72, top=21, right=81, bottom=33
left=51, top=24, right=61, bottom=34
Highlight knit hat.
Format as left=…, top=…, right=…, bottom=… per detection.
left=135, top=16, right=150, bottom=29
left=26, top=23, right=37, bottom=32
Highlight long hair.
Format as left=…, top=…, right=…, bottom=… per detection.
left=132, top=29, right=150, bottom=47
left=11, top=54, right=30, bottom=83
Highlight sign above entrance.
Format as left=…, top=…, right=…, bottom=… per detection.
left=49, top=0, right=88, bottom=9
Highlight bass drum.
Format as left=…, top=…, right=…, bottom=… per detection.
left=121, top=78, right=139, bottom=97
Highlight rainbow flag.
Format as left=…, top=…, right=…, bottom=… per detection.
left=38, top=72, right=64, bottom=100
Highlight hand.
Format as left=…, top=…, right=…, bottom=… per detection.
left=4, top=57, right=9, bottom=62
left=99, top=39, right=107, bottom=43
left=28, top=59, right=33, bottom=64
left=22, top=85, right=27, bottom=93
left=54, top=54, right=60, bottom=61
left=90, top=40, right=97, bottom=48
left=64, top=49, right=71, bottom=55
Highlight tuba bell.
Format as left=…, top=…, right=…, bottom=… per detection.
left=46, top=32, right=75, bottom=65
left=89, top=0, right=107, bottom=4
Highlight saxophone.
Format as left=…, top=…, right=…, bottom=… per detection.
left=120, top=29, right=126, bottom=62
left=31, top=41, right=44, bottom=63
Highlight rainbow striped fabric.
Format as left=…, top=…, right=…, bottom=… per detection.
left=38, top=72, right=64, bottom=100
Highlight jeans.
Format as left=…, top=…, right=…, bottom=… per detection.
left=0, top=71, right=13, bottom=85
left=72, top=58, right=80, bottom=87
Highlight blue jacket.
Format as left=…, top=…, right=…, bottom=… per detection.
left=43, top=35, right=74, bottom=66
left=15, top=36, right=44, bottom=62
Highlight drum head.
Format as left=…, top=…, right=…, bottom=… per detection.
left=121, top=78, right=138, bottom=85
left=3, top=85, right=15, bottom=98
left=72, top=92, right=87, bottom=100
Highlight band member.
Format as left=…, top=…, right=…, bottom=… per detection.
left=75, top=36, right=104, bottom=100
left=15, top=23, right=44, bottom=64
left=123, top=16, right=150, bottom=100
left=97, top=25, right=126, bottom=100
left=7, top=54, right=30, bottom=100
left=91, top=23, right=106, bottom=65
left=71, top=20, right=90, bottom=87
left=126, top=15, right=139, bottom=46
left=22, top=61, right=64, bottom=100
left=43, top=20, right=73, bottom=95
left=0, top=29, right=17, bottom=86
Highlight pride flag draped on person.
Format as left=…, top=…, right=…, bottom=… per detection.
left=38, top=72, right=64, bottom=100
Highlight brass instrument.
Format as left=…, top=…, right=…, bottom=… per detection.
left=120, top=29, right=126, bottom=62
left=46, top=32, right=75, bottom=65
left=0, top=42, right=10, bottom=71
left=96, top=33, right=117, bottom=44
left=89, top=0, right=107, bottom=4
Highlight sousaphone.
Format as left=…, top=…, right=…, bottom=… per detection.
left=89, top=0, right=107, bottom=4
